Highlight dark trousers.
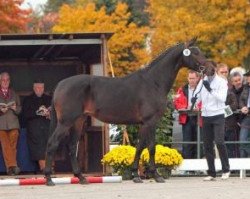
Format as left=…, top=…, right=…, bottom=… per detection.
left=182, top=116, right=198, bottom=159
left=203, top=115, right=230, bottom=177
left=225, top=128, right=240, bottom=158
left=239, top=116, right=250, bottom=157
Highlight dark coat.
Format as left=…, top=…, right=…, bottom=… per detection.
left=22, top=93, right=52, bottom=160
left=232, top=86, right=243, bottom=107
left=225, top=88, right=239, bottom=130
left=239, top=84, right=250, bottom=108
left=238, top=84, right=250, bottom=128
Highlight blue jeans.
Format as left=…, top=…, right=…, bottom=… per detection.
left=239, top=117, right=250, bottom=157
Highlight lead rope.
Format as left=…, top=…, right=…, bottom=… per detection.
left=190, top=66, right=205, bottom=111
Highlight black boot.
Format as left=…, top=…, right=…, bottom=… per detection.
left=7, top=167, right=15, bottom=176
left=13, top=166, right=21, bottom=175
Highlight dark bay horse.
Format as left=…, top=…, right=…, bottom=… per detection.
left=44, top=38, right=212, bottom=185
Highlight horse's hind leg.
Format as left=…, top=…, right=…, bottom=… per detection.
left=68, top=117, right=88, bottom=184
left=44, top=123, right=71, bottom=186
left=131, top=129, right=146, bottom=183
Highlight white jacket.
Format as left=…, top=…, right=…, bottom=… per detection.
left=194, top=74, right=228, bottom=117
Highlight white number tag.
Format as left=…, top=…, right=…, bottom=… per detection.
left=183, top=49, right=191, bottom=56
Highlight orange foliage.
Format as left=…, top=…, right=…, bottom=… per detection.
left=148, top=0, right=250, bottom=88
left=52, top=2, right=150, bottom=76
left=0, top=0, right=30, bottom=33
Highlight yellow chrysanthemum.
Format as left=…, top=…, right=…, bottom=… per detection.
left=140, top=145, right=183, bottom=168
left=102, top=144, right=183, bottom=173
left=101, top=145, right=136, bottom=172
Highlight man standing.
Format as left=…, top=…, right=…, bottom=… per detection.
left=239, top=71, right=250, bottom=157
left=174, top=70, right=200, bottom=159
left=225, top=72, right=244, bottom=158
left=195, top=63, right=230, bottom=180
left=22, top=79, right=51, bottom=172
left=0, top=72, right=21, bottom=175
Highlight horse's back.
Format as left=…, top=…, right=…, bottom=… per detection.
left=53, top=74, right=90, bottom=101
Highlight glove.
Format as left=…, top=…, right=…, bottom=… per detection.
left=203, top=80, right=212, bottom=92
left=191, top=97, right=197, bottom=104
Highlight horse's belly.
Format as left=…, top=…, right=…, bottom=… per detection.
left=93, top=109, right=142, bottom=124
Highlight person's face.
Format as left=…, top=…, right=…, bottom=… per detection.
left=217, top=66, right=229, bottom=78
left=33, top=83, right=44, bottom=97
left=188, top=73, right=199, bottom=88
left=231, top=75, right=242, bottom=89
left=0, top=74, right=10, bottom=89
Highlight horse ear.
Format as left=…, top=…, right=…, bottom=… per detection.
left=186, top=37, right=198, bottom=47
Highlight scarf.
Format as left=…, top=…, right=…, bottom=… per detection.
left=0, top=87, right=11, bottom=100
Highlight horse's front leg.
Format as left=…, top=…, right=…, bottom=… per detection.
left=136, top=118, right=165, bottom=183
left=148, top=140, right=165, bottom=183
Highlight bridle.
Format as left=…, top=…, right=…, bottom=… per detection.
left=190, top=51, right=208, bottom=75
left=182, top=45, right=214, bottom=111
left=188, top=51, right=208, bottom=111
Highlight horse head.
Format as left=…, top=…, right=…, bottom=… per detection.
left=181, top=38, right=215, bottom=76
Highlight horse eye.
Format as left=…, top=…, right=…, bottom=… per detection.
left=192, top=50, right=199, bottom=55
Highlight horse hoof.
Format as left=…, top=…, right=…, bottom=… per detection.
left=46, top=180, right=55, bottom=186
left=133, top=177, right=143, bottom=183
left=155, top=176, right=165, bottom=183
left=79, top=178, right=89, bottom=185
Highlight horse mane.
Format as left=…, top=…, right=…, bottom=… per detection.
left=124, top=42, right=184, bottom=78
left=148, top=42, right=183, bottom=68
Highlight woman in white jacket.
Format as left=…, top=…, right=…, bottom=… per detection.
left=194, top=62, right=230, bottom=181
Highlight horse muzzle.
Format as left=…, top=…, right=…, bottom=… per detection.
left=202, top=61, right=216, bottom=76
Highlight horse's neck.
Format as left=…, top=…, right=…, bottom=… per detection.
left=147, top=47, right=183, bottom=93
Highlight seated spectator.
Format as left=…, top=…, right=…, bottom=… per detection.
left=22, top=79, right=52, bottom=172
left=0, top=72, right=21, bottom=175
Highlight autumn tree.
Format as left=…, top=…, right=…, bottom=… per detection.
left=147, top=0, right=250, bottom=88
left=0, top=0, right=30, bottom=33
left=29, top=0, right=76, bottom=33
left=52, top=2, right=149, bottom=76
left=43, top=0, right=76, bottom=13
left=94, top=0, right=149, bottom=26
left=28, top=11, right=59, bottom=33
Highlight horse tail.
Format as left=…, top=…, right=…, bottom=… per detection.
left=49, top=100, right=57, bottom=137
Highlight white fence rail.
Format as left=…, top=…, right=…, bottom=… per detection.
left=177, top=158, right=250, bottom=178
